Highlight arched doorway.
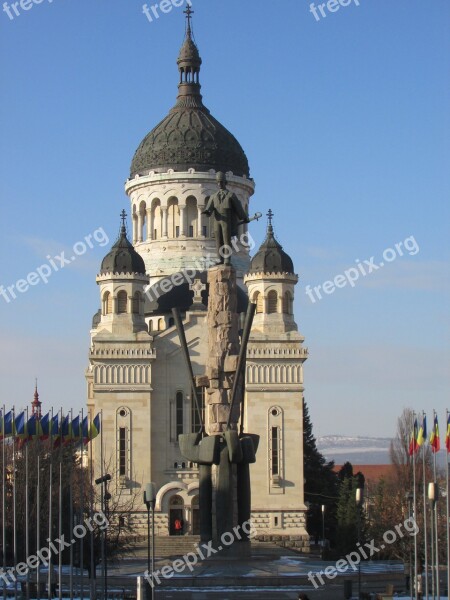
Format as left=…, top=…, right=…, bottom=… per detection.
left=191, top=495, right=200, bottom=535
left=169, top=495, right=184, bottom=536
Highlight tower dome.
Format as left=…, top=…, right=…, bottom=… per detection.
left=249, top=210, right=295, bottom=275
left=130, top=6, right=250, bottom=178
left=100, top=211, right=146, bottom=275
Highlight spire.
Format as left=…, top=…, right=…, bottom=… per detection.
left=120, top=209, right=127, bottom=237
left=32, top=378, right=42, bottom=417
left=176, top=3, right=203, bottom=105
left=267, top=209, right=275, bottom=236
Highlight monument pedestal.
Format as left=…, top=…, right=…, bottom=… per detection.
left=179, top=264, right=259, bottom=549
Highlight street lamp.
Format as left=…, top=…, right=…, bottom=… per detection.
left=95, top=474, right=111, bottom=600
left=356, top=487, right=364, bottom=600
left=405, top=492, right=414, bottom=600
left=321, top=505, right=325, bottom=560
left=144, top=483, right=156, bottom=600
left=428, top=482, right=440, bottom=600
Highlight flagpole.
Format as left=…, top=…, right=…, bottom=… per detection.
left=89, top=411, right=95, bottom=600
left=446, top=409, right=449, bottom=600
left=80, top=409, right=84, bottom=600
left=37, top=433, right=41, bottom=600
left=25, top=407, right=30, bottom=600
left=412, top=411, right=418, bottom=600
left=422, top=412, right=429, bottom=600
left=433, top=410, right=440, bottom=600
left=69, top=409, right=74, bottom=600
left=100, top=409, right=105, bottom=600
left=2, top=406, right=6, bottom=600
left=12, top=409, right=18, bottom=600
left=47, top=407, right=54, bottom=600
left=58, top=415, right=63, bottom=600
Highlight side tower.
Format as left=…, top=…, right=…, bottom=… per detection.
left=244, top=211, right=309, bottom=547
left=86, top=216, right=154, bottom=493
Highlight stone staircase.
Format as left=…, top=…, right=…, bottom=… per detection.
left=129, top=535, right=201, bottom=559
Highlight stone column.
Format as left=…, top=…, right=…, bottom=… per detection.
left=179, top=206, right=186, bottom=237
left=197, top=206, right=204, bottom=237
left=161, top=207, right=168, bottom=239
left=146, top=208, right=152, bottom=240
left=137, top=212, right=144, bottom=243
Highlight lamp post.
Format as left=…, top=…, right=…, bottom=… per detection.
left=144, top=483, right=156, bottom=600
left=321, top=505, right=325, bottom=560
left=95, top=474, right=111, bottom=600
left=406, top=492, right=414, bottom=600
left=428, top=482, right=439, bottom=600
left=356, top=488, right=364, bottom=600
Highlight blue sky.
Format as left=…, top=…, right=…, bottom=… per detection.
left=0, top=0, right=448, bottom=438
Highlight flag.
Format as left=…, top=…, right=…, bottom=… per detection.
left=15, top=412, right=27, bottom=440
left=62, top=414, right=73, bottom=446
left=88, top=413, right=101, bottom=443
left=430, top=414, right=441, bottom=453
left=409, top=419, right=419, bottom=456
left=446, top=414, right=450, bottom=453
left=3, top=411, right=13, bottom=438
left=417, top=415, right=427, bottom=447
left=27, top=414, right=43, bottom=440
left=40, top=412, right=50, bottom=440
left=82, top=416, right=89, bottom=445
left=71, top=415, right=81, bottom=442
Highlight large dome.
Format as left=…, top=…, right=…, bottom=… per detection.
left=130, top=17, right=250, bottom=179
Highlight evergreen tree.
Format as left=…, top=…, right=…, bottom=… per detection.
left=303, top=400, right=338, bottom=547
left=335, top=462, right=365, bottom=557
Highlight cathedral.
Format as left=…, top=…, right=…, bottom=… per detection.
left=86, top=9, right=309, bottom=547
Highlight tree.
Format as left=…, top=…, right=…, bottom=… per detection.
left=335, top=463, right=365, bottom=556
left=303, top=400, right=338, bottom=547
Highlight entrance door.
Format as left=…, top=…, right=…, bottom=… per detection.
left=169, top=495, right=184, bottom=536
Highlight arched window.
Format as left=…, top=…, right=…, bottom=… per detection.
left=132, top=292, right=141, bottom=315
left=283, top=291, right=292, bottom=314
left=268, top=291, right=278, bottom=314
left=117, top=291, right=128, bottom=314
left=254, top=292, right=263, bottom=314
left=168, top=317, right=175, bottom=328
left=158, top=318, right=165, bottom=331
left=103, top=292, right=112, bottom=315
left=149, top=320, right=153, bottom=332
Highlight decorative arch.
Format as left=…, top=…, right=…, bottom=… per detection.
left=117, top=291, right=128, bottom=314
left=253, top=291, right=264, bottom=314
left=132, top=292, right=141, bottom=315
left=268, top=290, right=278, bottom=314
left=103, top=291, right=112, bottom=315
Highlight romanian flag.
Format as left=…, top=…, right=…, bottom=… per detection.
left=40, top=413, right=50, bottom=440
left=27, top=414, right=43, bottom=440
left=15, top=412, right=27, bottom=440
left=71, top=415, right=81, bottom=442
left=430, top=415, right=441, bottom=453
left=4, top=412, right=13, bottom=438
left=445, top=414, right=450, bottom=453
left=60, top=414, right=72, bottom=446
left=88, top=413, right=101, bottom=443
left=417, top=415, right=427, bottom=447
left=409, top=419, right=419, bottom=456
left=82, top=416, right=89, bottom=445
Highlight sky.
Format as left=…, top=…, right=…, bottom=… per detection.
left=0, top=0, right=449, bottom=438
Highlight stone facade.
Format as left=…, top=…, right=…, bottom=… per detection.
left=86, top=15, right=309, bottom=547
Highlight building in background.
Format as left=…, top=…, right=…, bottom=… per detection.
left=86, top=11, right=309, bottom=546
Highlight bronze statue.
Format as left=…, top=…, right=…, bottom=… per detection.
left=202, top=172, right=250, bottom=265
